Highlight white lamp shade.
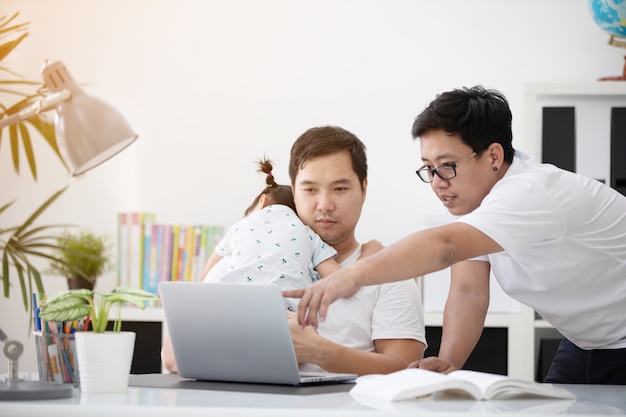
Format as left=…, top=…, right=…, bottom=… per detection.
left=55, top=91, right=137, bottom=176
left=41, top=60, right=138, bottom=176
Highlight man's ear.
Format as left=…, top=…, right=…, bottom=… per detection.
left=486, top=143, right=505, bottom=167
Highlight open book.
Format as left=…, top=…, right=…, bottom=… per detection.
left=349, top=369, right=576, bottom=402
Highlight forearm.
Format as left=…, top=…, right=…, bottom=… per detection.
left=348, top=225, right=480, bottom=288
left=438, top=291, right=488, bottom=370
left=161, top=335, right=178, bottom=372
left=200, top=252, right=222, bottom=281
left=301, top=337, right=418, bottom=376
left=349, top=231, right=450, bottom=288
left=346, top=224, right=501, bottom=289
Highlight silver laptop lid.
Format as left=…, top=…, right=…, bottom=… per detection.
left=159, top=281, right=304, bottom=385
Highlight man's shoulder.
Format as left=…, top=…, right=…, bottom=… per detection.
left=357, top=278, right=420, bottom=299
left=377, top=278, right=420, bottom=291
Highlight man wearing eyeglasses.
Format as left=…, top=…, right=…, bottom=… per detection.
left=286, top=85, right=626, bottom=385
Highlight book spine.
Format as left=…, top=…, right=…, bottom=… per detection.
left=175, top=226, right=186, bottom=282
left=117, top=212, right=130, bottom=287
left=207, top=225, right=225, bottom=255
left=128, top=212, right=143, bottom=289
left=159, top=224, right=173, bottom=284
left=142, top=216, right=155, bottom=292
left=198, top=225, right=209, bottom=280
left=144, top=223, right=160, bottom=295
left=184, top=225, right=195, bottom=282
left=170, top=225, right=180, bottom=282
left=190, top=226, right=202, bottom=281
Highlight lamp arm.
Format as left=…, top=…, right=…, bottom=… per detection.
left=0, top=89, right=71, bottom=130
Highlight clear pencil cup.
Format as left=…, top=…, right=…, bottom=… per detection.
left=33, top=331, right=80, bottom=387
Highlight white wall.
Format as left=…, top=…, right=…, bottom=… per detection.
left=1, top=0, right=621, bottom=373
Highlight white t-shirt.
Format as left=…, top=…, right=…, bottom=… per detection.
left=299, top=246, right=427, bottom=372
left=204, top=205, right=337, bottom=311
left=457, top=151, right=626, bottom=350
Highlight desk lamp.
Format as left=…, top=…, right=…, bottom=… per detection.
left=0, top=61, right=138, bottom=400
left=0, top=60, right=138, bottom=176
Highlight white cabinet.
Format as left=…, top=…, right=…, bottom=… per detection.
left=524, top=82, right=626, bottom=190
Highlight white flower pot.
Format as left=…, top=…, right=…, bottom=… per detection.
left=75, top=331, right=135, bottom=393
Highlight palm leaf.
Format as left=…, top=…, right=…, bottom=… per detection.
left=0, top=200, right=15, bottom=216
left=0, top=12, right=64, bottom=180
left=0, top=12, right=28, bottom=34
left=2, top=96, right=63, bottom=179
left=0, top=80, right=42, bottom=96
left=0, top=21, right=28, bottom=62
left=0, top=187, right=69, bottom=311
left=26, top=114, right=64, bottom=166
left=18, top=121, right=36, bottom=179
left=9, top=123, right=19, bottom=174
left=14, top=186, right=68, bottom=235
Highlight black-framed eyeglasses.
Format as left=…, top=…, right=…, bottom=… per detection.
left=415, top=151, right=478, bottom=183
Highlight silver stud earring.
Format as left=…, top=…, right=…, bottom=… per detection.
left=493, top=167, right=499, bottom=172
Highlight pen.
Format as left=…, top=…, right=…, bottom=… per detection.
left=32, top=293, right=42, bottom=331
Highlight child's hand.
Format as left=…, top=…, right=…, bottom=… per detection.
left=360, top=239, right=384, bottom=259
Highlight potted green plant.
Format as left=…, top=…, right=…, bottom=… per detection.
left=38, top=286, right=159, bottom=393
left=38, top=286, right=158, bottom=333
left=47, top=229, right=112, bottom=291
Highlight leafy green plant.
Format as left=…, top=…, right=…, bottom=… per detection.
left=39, top=287, right=159, bottom=333
left=47, top=229, right=112, bottom=287
left=1, top=11, right=72, bottom=320
left=1, top=187, right=69, bottom=318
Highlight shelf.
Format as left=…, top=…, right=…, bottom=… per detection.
left=119, top=306, right=165, bottom=322
left=534, top=319, right=554, bottom=329
left=525, top=81, right=626, bottom=96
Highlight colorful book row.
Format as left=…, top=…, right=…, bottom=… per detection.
left=117, top=212, right=224, bottom=294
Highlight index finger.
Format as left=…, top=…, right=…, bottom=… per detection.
left=283, top=288, right=305, bottom=299
left=296, top=286, right=322, bottom=329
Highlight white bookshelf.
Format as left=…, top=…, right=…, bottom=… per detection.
left=524, top=81, right=626, bottom=165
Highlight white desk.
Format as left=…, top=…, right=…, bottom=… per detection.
left=1, top=374, right=625, bottom=416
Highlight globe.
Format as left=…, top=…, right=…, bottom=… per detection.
left=589, top=0, right=626, bottom=80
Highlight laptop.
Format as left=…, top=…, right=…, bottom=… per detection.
left=158, top=281, right=357, bottom=386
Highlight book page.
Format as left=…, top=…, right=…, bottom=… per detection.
left=448, top=370, right=575, bottom=400
left=350, top=368, right=482, bottom=401
left=350, top=369, right=575, bottom=402
left=447, top=370, right=508, bottom=398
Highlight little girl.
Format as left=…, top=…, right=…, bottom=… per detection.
left=202, top=158, right=339, bottom=311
